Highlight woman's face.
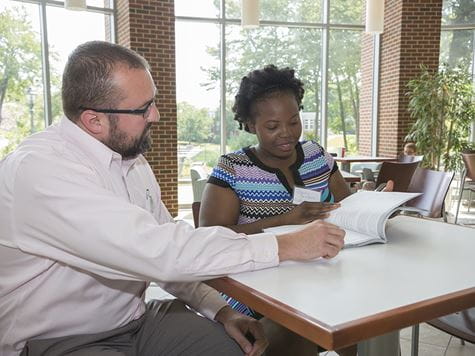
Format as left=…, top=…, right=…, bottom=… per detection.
left=248, top=91, right=302, bottom=160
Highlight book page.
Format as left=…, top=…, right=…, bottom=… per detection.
left=325, top=191, right=420, bottom=241
left=263, top=191, right=420, bottom=247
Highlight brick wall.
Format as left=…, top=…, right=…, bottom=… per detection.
left=116, top=0, right=178, bottom=216
left=360, top=0, right=443, bottom=157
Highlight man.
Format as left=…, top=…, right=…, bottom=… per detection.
left=0, top=41, right=345, bottom=356
left=403, top=142, right=417, bottom=156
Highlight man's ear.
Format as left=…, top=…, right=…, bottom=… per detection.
left=78, top=110, right=105, bottom=135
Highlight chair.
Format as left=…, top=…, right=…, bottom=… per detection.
left=398, top=154, right=424, bottom=163
left=375, top=160, right=420, bottom=192
left=191, top=201, right=200, bottom=228
left=404, top=167, right=454, bottom=221
left=411, top=308, right=475, bottom=356
left=190, top=165, right=208, bottom=203
left=455, top=152, right=475, bottom=224
left=351, top=162, right=382, bottom=178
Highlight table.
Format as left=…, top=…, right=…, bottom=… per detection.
left=341, top=170, right=361, bottom=183
left=335, top=156, right=397, bottom=172
left=206, top=216, right=475, bottom=352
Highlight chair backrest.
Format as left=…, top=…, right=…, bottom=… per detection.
left=376, top=160, right=420, bottom=192
left=398, top=154, right=424, bottom=163
left=462, top=152, right=475, bottom=181
left=192, top=201, right=201, bottom=228
left=190, top=166, right=208, bottom=202
left=406, top=167, right=455, bottom=218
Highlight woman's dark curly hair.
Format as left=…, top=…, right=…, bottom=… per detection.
left=232, top=65, right=305, bottom=132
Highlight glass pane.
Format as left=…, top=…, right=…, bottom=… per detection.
left=440, top=29, right=474, bottom=72
left=0, top=1, right=45, bottom=159
left=47, top=5, right=113, bottom=124
left=225, top=24, right=322, bottom=149
left=327, top=29, right=362, bottom=155
left=175, top=21, right=220, bottom=206
left=225, top=0, right=322, bottom=23
left=175, top=0, right=220, bottom=18
left=330, top=0, right=364, bottom=25
left=442, top=0, right=475, bottom=26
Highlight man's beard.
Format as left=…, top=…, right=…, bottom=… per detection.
left=105, top=116, right=152, bottom=159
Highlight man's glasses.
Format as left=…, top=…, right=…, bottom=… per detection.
left=80, top=99, right=155, bottom=119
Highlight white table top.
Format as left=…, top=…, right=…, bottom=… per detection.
left=207, top=216, right=475, bottom=349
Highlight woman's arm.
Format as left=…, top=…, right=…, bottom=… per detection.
left=199, top=183, right=340, bottom=234
left=199, top=183, right=290, bottom=234
left=329, top=169, right=352, bottom=202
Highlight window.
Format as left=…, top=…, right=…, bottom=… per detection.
left=0, top=0, right=114, bottom=158
left=175, top=0, right=364, bottom=208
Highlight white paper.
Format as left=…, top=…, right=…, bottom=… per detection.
left=292, top=186, right=321, bottom=205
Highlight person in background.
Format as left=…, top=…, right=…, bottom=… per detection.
left=403, top=142, right=417, bottom=156
left=0, top=42, right=347, bottom=356
left=199, top=65, right=357, bottom=356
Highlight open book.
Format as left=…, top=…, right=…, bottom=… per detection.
left=264, top=191, right=421, bottom=247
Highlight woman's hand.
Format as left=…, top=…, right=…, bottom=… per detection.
left=283, top=201, right=340, bottom=225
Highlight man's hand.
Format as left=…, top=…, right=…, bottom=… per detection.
left=215, top=306, right=268, bottom=356
left=276, top=220, right=345, bottom=261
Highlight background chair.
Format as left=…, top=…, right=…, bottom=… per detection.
left=351, top=162, right=382, bottom=180
left=455, top=152, right=475, bottom=224
left=412, top=308, right=475, bottom=356
left=190, top=165, right=208, bottom=203
left=375, top=160, right=420, bottom=192
left=398, top=154, right=424, bottom=163
left=403, top=167, right=454, bottom=221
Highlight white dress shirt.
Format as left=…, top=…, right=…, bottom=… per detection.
left=0, top=117, right=279, bottom=355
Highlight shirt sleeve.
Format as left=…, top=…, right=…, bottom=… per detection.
left=157, top=281, right=228, bottom=320
left=11, top=152, right=279, bottom=285
left=207, top=154, right=236, bottom=189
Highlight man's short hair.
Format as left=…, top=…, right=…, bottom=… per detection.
left=62, top=41, right=150, bottom=122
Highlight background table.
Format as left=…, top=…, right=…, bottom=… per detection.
left=341, top=170, right=361, bottom=183
left=207, top=216, right=475, bottom=352
left=335, top=156, right=398, bottom=172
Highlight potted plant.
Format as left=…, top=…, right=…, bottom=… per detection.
left=405, top=64, right=475, bottom=172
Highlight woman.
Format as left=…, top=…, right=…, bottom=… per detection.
left=200, top=65, right=358, bottom=356
left=200, top=65, right=351, bottom=235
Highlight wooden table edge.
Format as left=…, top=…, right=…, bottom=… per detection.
left=205, top=278, right=475, bottom=350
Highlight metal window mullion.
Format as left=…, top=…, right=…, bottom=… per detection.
left=319, top=0, right=329, bottom=148
left=471, top=29, right=475, bottom=143
left=371, top=34, right=381, bottom=155
left=220, top=0, right=227, bottom=154
left=39, top=0, right=52, bottom=126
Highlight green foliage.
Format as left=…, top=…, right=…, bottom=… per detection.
left=0, top=7, right=42, bottom=110
left=227, top=130, right=258, bottom=152
left=203, top=0, right=362, bottom=152
left=0, top=5, right=61, bottom=159
left=405, top=64, right=475, bottom=172
left=192, top=144, right=221, bottom=168
left=177, top=102, right=214, bottom=144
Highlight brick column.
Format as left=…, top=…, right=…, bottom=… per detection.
left=359, top=0, right=443, bottom=157
left=116, top=0, right=178, bottom=216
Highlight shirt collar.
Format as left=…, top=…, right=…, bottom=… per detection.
left=59, top=117, right=139, bottom=175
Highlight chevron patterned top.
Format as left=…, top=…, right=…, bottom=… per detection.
left=208, top=140, right=337, bottom=225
